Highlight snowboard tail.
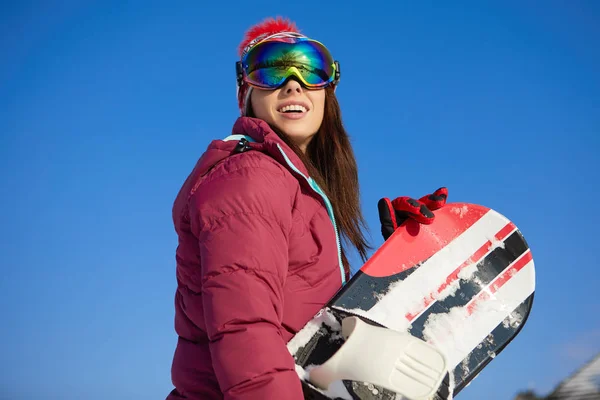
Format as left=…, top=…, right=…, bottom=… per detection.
left=289, top=203, right=535, bottom=399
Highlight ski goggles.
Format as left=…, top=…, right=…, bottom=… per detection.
left=236, top=37, right=340, bottom=90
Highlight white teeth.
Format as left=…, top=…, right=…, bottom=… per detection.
left=279, top=104, right=307, bottom=113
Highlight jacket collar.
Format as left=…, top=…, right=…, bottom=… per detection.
left=230, top=117, right=311, bottom=179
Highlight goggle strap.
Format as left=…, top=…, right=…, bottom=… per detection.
left=243, top=87, right=253, bottom=115
left=236, top=61, right=244, bottom=87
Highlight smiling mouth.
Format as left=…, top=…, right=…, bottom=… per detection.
left=278, top=104, right=308, bottom=113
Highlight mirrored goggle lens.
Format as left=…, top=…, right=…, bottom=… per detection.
left=242, top=39, right=336, bottom=88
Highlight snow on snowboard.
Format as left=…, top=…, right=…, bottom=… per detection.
left=287, top=202, right=535, bottom=400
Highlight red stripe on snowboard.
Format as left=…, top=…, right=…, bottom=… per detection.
left=466, top=250, right=533, bottom=315
left=363, top=203, right=489, bottom=278
left=405, top=222, right=516, bottom=321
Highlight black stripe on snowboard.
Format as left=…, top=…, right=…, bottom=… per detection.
left=330, top=263, right=422, bottom=311
left=408, top=230, right=528, bottom=339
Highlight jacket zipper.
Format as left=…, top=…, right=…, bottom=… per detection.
left=274, top=144, right=346, bottom=286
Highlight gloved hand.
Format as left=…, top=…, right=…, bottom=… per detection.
left=377, top=187, right=448, bottom=240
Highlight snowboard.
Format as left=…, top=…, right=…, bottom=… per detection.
left=287, top=202, right=535, bottom=400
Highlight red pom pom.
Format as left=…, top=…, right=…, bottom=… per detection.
left=238, top=16, right=300, bottom=56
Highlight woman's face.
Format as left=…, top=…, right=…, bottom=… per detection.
left=250, top=79, right=326, bottom=152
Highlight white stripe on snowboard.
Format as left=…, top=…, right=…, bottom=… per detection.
left=423, top=255, right=535, bottom=368
left=333, top=210, right=508, bottom=331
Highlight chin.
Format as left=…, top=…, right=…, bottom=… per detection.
left=276, top=123, right=317, bottom=144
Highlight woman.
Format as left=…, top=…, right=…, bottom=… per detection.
left=167, top=17, right=447, bottom=400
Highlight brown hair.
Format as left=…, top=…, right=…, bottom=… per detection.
left=247, top=87, right=371, bottom=278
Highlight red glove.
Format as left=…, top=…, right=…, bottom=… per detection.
left=378, top=187, right=448, bottom=240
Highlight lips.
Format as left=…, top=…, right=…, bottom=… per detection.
left=277, top=100, right=310, bottom=114
left=280, top=104, right=307, bottom=113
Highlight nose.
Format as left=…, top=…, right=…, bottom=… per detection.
left=281, top=78, right=303, bottom=95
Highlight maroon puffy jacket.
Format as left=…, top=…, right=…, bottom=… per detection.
left=166, top=117, right=345, bottom=399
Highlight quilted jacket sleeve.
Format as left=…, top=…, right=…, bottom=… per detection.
left=189, top=157, right=304, bottom=400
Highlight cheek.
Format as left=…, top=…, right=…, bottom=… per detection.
left=251, top=97, right=266, bottom=117
left=313, top=94, right=326, bottom=122
left=250, top=91, right=274, bottom=120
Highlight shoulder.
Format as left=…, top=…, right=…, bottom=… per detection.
left=191, top=150, right=300, bottom=227
left=204, top=149, right=290, bottom=185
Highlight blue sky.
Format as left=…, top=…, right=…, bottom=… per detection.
left=1, top=1, right=599, bottom=399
